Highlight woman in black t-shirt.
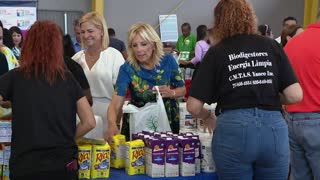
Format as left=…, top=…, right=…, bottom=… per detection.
left=63, top=34, right=93, bottom=106
left=187, top=0, right=302, bottom=179
left=0, top=21, right=96, bottom=180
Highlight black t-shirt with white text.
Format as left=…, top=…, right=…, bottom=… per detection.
left=0, top=69, right=84, bottom=176
left=190, top=34, right=297, bottom=112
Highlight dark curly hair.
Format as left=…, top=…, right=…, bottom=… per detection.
left=212, top=0, right=257, bottom=44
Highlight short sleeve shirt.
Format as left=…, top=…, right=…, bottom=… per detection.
left=176, top=33, right=197, bottom=53
left=115, top=54, right=184, bottom=103
left=190, top=34, right=298, bottom=112
left=0, top=69, right=84, bottom=176
left=72, top=47, right=125, bottom=99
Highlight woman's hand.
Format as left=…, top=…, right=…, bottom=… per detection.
left=203, top=113, right=217, bottom=134
left=179, top=60, right=191, bottom=65
left=153, top=85, right=174, bottom=98
left=104, top=94, right=125, bottom=144
left=104, top=123, right=119, bottom=144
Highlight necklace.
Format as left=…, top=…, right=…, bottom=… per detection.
left=85, top=50, right=101, bottom=62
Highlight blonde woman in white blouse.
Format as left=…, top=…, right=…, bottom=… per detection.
left=72, top=12, right=125, bottom=137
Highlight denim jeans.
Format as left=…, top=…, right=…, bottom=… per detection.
left=212, top=108, right=289, bottom=180
left=285, top=112, right=320, bottom=180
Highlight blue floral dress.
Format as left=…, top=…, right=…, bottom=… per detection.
left=115, top=54, right=184, bottom=137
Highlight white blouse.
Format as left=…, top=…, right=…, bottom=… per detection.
left=72, top=47, right=125, bottom=100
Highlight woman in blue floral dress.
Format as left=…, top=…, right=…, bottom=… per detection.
left=105, top=23, right=186, bottom=142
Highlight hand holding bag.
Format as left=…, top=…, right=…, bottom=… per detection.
left=122, top=86, right=171, bottom=138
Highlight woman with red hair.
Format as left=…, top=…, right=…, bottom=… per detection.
left=187, top=0, right=302, bottom=179
left=0, top=21, right=96, bottom=180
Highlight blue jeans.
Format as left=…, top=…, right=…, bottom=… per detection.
left=285, top=112, right=320, bottom=180
left=212, top=108, right=289, bottom=180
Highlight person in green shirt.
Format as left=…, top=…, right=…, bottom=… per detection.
left=175, top=22, right=196, bottom=64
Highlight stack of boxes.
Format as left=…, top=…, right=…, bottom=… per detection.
left=78, top=141, right=111, bottom=180
left=81, top=128, right=215, bottom=179
left=76, top=100, right=216, bottom=179
left=179, top=102, right=217, bottom=133
left=0, top=120, right=11, bottom=180
left=179, top=102, right=217, bottom=174
left=131, top=131, right=202, bottom=177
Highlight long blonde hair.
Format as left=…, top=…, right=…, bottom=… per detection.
left=80, top=12, right=109, bottom=50
left=127, top=22, right=164, bottom=71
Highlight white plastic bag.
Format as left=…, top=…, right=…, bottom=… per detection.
left=123, top=86, right=171, bottom=137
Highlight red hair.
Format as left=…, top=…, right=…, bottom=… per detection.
left=19, top=21, right=65, bottom=84
left=212, top=0, right=257, bottom=44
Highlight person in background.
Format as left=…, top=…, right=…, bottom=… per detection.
left=0, top=21, right=9, bottom=76
left=9, top=26, right=23, bottom=60
left=191, top=25, right=210, bottom=65
left=0, top=26, right=16, bottom=120
left=72, top=12, right=125, bottom=138
left=280, top=24, right=304, bottom=47
left=108, top=28, right=128, bottom=60
left=283, top=10, right=320, bottom=180
left=2, top=27, right=19, bottom=65
left=0, top=25, right=9, bottom=76
left=63, top=34, right=92, bottom=106
left=3, top=28, right=15, bottom=50
left=72, top=19, right=83, bottom=53
left=63, top=34, right=77, bottom=58
left=187, top=0, right=302, bottom=179
left=183, top=25, right=211, bottom=80
left=258, top=24, right=274, bottom=38
left=105, top=22, right=186, bottom=143
left=279, top=25, right=303, bottom=179
left=183, top=25, right=210, bottom=67
left=283, top=16, right=298, bottom=27
left=0, top=26, right=18, bottom=73
left=275, top=16, right=298, bottom=43
left=176, top=22, right=196, bottom=65
left=0, top=20, right=96, bottom=180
